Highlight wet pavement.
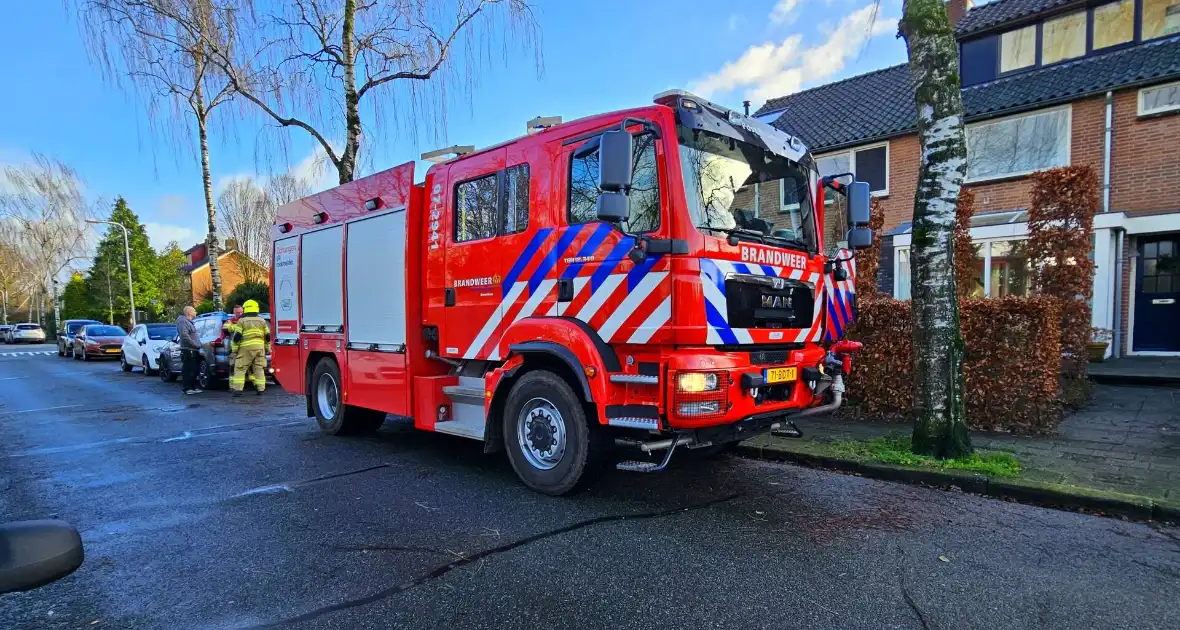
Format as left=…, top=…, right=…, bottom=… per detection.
left=1, top=349, right=1178, bottom=629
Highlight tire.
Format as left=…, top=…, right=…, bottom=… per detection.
left=502, top=370, right=605, bottom=496
left=160, top=358, right=178, bottom=382
left=120, top=353, right=132, bottom=372
left=310, top=358, right=384, bottom=435
left=143, top=355, right=156, bottom=376
left=57, top=343, right=64, bottom=357
left=196, top=359, right=210, bottom=390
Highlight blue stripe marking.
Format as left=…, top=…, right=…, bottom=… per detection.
left=826, top=296, right=844, bottom=340
left=527, top=224, right=584, bottom=294
left=626, top=254, right=664, bottom=291
left=561, top=223, right=612, bottom=280
left=700, top=258, right=727, bottom=295
left=590, top=236, right=636, bottom=291
left=760, top=264, right=778, bottom=276
left=732, top=262, right=752, bottom=275
left=704, top=300, right=739, bottom=345
left=502, top=228, right=553, bottom=296
left=833, top=286, right=851, bottom=325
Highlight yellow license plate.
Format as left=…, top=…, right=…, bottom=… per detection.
left=764, top=367, right=797, bottom=384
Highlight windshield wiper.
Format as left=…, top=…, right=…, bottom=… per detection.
left=699, top=226, right=767, bottom=244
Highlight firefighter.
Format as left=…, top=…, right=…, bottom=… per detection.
left=222, top=304, right=244, bottom=380
left=230, top=300, right=271, bottom=397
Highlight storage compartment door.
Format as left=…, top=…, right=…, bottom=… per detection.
left=346, top=211, right=407, bottom=348
left=300, top=225, right=344, bottom=331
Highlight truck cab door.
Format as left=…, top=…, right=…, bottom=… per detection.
left=440, top=148, right=507, bottom=360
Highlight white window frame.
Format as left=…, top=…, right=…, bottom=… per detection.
left=811, top=141, right=890, bottom=200
left=1138, top=80, right=1180, bottom=116
left=894, top=235, right=1034, bottom=299
left=894, top=246, right=911, bottom=299
left=965, top=105, right=1073, bottom=184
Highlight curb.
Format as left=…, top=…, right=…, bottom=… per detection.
left=736, top=443, right=1176, bottom=524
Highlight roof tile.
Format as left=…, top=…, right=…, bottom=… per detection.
left=955, top=0, right=1082, bottom=36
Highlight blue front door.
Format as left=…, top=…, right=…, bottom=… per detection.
left=1133, top=235, right=1180, bottom=352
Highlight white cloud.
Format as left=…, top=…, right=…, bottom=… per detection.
left=144, top=222, right=200, bottom=250
left=691, top=3, right=898, bottom=104
left=770, top=0, right=801, bottom=24
left=214, top=145, right=337, bottom=197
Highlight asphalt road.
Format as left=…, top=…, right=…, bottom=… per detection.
left=1, top=345, right=1178, bottom=630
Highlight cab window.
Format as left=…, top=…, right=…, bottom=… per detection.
left=454, top=165, right=531, bottom=242
left=568, top=133, right=660, bottom=233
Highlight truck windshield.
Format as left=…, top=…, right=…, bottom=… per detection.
left=677, top=127, right=816, bottom=252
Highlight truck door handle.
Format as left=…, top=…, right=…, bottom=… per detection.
left=445, top=288, right=456, bottom=307
left=557, top=278, right=574, bottom=302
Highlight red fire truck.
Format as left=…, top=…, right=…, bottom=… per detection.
left=270, top=90, right=872, bottom=495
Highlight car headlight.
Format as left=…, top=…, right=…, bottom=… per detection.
left=677, top=372, right=720, bottom=393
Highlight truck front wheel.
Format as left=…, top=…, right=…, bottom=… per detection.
left=310, top=358, right=385, bottom=435
left=503, top=370, right=604, bottom=496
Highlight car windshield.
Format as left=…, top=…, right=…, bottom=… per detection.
left=87, top=326, right=125, bottom=336
left=677, top=127, right=817, bottom=252
left=67, top=321, right=97, bottom=334
left=17, top=324, right=41, bottom=330
left=146, top=325, right=176, bottom=340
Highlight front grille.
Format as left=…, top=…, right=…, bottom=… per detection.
left=725, top=275, right=813, bottom=329
left=748, top=349, right=789, bottom=365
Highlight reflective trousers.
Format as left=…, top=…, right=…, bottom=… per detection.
left=230, top=346, right=267, bottom=392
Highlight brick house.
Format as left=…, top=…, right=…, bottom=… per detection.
left=181, top=241, right=268, bottom=305
left=754, top=0, right=1180, bottom=357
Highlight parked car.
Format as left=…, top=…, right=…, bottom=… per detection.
left=120, top=322, right=177, bottom=375
left=10, top=323, right=46, bottom=344
left=71, top=324, right=126, bottom=360
left=157, top=312, right=273, bottom=387
left=0, top=325, right=13, bottom=343
left=57, top=319, right=102, bottom=356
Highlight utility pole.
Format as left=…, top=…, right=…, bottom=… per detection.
left=86, top=219, right=137, bottom=327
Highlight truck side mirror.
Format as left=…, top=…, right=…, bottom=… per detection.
left=596, top=192, right=629, bottom=223
left=598, top=130, right=633, bottom=193
left=847, top=227, right=873, bottom=250
left=847, top=181, right=871, bottom=227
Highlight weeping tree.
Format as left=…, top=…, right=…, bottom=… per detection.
left=79, top=0, right=236, bottom=310
left=204, top=0, right=541, bottom=184
left=899, top=0, right=972, bottom=458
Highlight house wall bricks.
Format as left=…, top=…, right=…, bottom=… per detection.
left=189, top=252, right=267, bottom=305
left=862, top=89, right=1180, bottom=232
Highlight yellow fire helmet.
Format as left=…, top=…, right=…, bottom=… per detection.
left=243, top=299, right=260, bottom=314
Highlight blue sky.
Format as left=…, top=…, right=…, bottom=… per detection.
left=0, top=0, right=906, bottom=256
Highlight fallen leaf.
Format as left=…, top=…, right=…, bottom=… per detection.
left=938, top=555, right=950, bottom=563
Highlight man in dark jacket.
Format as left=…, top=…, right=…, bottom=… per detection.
left=175, top=306, right=202, bottom=395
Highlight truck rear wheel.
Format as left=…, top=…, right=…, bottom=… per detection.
left=310, top=358, right=384, bottom=435
left=502, top=370, right=604, bottom=496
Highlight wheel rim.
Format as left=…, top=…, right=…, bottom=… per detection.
left=198, top=363, right=208, bottom=388
left=120, top=354, right=126, bottom=369
left=160, top=363, right=169, bottom=381
left=516, top=397, right=567, bottom=471
left=317, top=372, right=340, bottom=420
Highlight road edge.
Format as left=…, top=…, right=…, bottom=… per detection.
left=735, top=443, right=1178, bottom=524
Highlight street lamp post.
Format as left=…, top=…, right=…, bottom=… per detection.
left=86, top=219, right=136, bottom=327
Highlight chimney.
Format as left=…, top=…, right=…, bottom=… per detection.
left=946, top=0, right=973, bottom=28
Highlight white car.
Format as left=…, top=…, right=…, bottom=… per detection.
left=10, top=323, right=46, bottom=344
left=120, top=323, right=178, bottom=375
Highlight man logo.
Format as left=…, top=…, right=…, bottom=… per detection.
left=761, top=294, right=791, bottom=309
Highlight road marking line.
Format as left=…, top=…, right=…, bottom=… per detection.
left=0, top=404, right=83, bottom=415
left=0, top=376, right=27, bottom=381
left=163, top=431, right=194, bottom=443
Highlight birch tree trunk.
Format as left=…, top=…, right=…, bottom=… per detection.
left=900, top=0, right=972, bottom=458
left=193, top=55, right=223, bottom=312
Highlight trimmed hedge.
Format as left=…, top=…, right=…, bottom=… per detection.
left=847, top=296, right=1063, bottom=433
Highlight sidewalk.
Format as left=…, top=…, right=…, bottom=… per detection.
left=739, top=383, right=1180, bottom=517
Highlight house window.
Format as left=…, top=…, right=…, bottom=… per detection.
left=1041, top=12, right=1086, bottom=64
left=815, top=143, right=888, bottom=196
left=895, top=240, right=1031, bottom=299
left=1093, top=0, right=1135, bottom=49
left=1139, top=81, right=1180, bottom=116
left=966, top=107, right=1071, bottom=181
left=1143, top=0, right=1180, bottom=39
left=1000, top=25, right=1036, bottom=72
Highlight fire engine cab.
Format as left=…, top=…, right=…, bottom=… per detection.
left=270, top=90, right=872, bottom=495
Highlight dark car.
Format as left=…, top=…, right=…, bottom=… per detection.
left=157, top=312, right=273, bottom=388
left=58, top=319, right=102, bottom=356
left=72, top=324, right=127, bottom=361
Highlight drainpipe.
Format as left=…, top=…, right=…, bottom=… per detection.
left=1112, top=228, right=1125, bottom=358
left=1103, top=91, right=1113, bottom=213
left=754, top=182, right=761, bottom=217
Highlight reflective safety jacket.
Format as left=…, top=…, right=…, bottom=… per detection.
left=232, top=315, right=271, bottom=353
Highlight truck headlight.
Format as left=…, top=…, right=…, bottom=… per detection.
left=677, top=372, right=719, bottom=393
